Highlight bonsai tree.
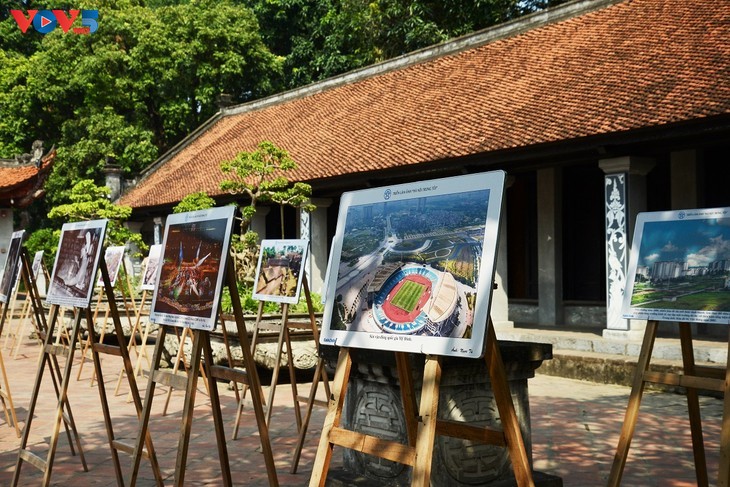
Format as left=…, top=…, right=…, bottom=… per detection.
left=47, top=179, right=146, bottom=256
left=220, top=140, right=314, bottom=284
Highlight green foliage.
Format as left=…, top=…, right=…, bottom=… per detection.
left=251, top=0, right=566, bottom=89
left=220, top=140, right=312, bottom=228
left=47, top=179, right=147, bottom=255
left=0, top=0, right=282, bottom=224
left=24, top=227, right=60, bottom=261
left=173, top=191, right=216, bottom=213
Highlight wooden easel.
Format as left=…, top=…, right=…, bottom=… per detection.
left=0, top=280, right=21, bottom=437
left=129, top=260, right=279, bottom=486
left=12, top=249, right=163, bottom=486
left=309, top=317, right=534, bottom=487
left=82, top=252, right=164, bottom=485
left=113, top=288, right=152, bottom=397
left=235, top=276, right=330, bottom=428
left=12, top=255, right=90, bottom=486
left=608, top=320, right=730, bottom=486
left=8, top=260, right=50, bottom=359
left=76, top=259, right=136, bottom=384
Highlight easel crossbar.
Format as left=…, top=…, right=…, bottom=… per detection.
left=643, top=371, right=725, bottom=392
left=151, top=369, right=189, bottom=390
left=111, top=440, right=150, bottom=459
left=435, top=419, right=506, bottom=445
left=329, top=427, right=417, bottom=465
left=209, top=365, right=249, bottom=383
left=18, top=450, right=46, bottom=471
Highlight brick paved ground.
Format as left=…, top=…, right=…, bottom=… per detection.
left=0, top=326, right=725, bottom=486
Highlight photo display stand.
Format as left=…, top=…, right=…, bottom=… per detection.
left=13, top=220, right=162, bottom=486
left=13, top=220, right=108, bottom=486
left=311, top=172, right=534, bottom=486
left=234, top=239, right=331, bottom=473
left=6, top=251, right=47, bottom=359
left=609, top=208, right=730, bottom=487
left=115, top=244, right=163, bottom=398
left=129, top=206, right=278, bottom=486
left=0, top=229, right=25, bottom=437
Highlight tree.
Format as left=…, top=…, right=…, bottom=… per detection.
left=0, top=0, right=282, bottom=222
left=250, top=0, right=568, bottom=89
left=220, top=140, right=314, bottom=283
left=173, top=191, right=216, bottom=214
left=47, top=179, right=146, bottom=256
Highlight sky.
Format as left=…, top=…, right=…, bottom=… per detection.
left=637, top=217, right=730, bottom=268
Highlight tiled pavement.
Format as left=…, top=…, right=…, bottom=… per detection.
left=0, top=331, right=725, bottom=486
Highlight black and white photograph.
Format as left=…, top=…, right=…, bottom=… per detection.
left=46, top=220, right=107, bottom=308
left=0, top=230, right=25, bottom=304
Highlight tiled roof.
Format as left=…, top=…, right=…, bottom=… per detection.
left=0, top=150, right=56, bottom=207
left=120, top=0, right=730, bottom=210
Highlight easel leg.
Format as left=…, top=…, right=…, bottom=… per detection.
left=309, top=348, right=352, bottom=487
left=291, top=355, right=325, bottom=474
left=719, top=327, right=730, bottom=487
left=0, top=348, right=20, bottom=436
left=201, top=330, right=232, bottom=487
left=679, top=322, right=708, bottom=486
left=85, top=308, right=124, bottom=486
left=131, top=325, right=169, bottom=485
left=412, top=355, right=441, bottom=487
left=608, top=320, right=658, bottom=487
left=175, top=329, right=204, bottom=487
left=485, top=323, right=534, bottom=487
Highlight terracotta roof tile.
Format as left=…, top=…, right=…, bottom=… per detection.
left=0, top=165, right=41, bottom=190
left=120, top=0, right=730, bottom=209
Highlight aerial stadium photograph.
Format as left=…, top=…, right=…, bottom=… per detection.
left=320, top=172, right=505, bottom=358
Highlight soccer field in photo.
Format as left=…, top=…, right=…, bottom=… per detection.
left=390, top=280, right=426, bottom=313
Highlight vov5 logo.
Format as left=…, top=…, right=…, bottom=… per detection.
left=10, top=9, right=99, bottom=35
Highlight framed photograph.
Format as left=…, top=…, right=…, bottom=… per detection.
left=0, top=230, right=25, bottom=303
left=140, top=244, right=162, bottom=291
left=320, top=171, right=505, bottom=358
left=46, top=220, right=107, bottom=308
left=96, top=246, right=125, bottom=287
left=31, top=250, right=44, bottom=279
left=623, top=207, right=730, bottom=324
left=149, top=206, right=235, bottom=331
left=252, top=239, right=309, bottom=304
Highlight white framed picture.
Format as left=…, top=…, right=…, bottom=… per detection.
left=0, top=230, right=25, bottom=303
left=140, top=244, right=162, bottom=291
left=149, top=206, right=235, bottom=331
left=252, top=239, right=309, bottom=304
left=623, top=207, right=730, bottom=324
left=46, top=220, right=107, bottom=308
left=96, top=246, right=125, bottom=287
left=320, top=171, right=505, bottom=358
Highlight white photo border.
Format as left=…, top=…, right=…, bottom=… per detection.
left=252, top=239, right=309, bottom=304
left=46, top=219, right=108, bottom=308
left=149, top=206, right=235, bottom=331
left=623, top=207, right=730, bottom=325
left=320, top=171, right=505, bottom=358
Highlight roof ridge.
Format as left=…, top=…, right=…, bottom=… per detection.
left=132, top=0, right=622, bottom=186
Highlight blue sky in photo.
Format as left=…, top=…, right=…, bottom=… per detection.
left=637, top=217, right=730, bottom=268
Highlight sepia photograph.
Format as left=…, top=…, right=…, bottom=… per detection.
left=252, top=239, right=309, bottom=304
left=320, top=171, right=505, bottom=358
left=0, top=230, right=25, bottom=304
left=140, top=244, right=162, bottom=291
left=149, top=206, right=235, bottom=331
left=96, top=246, right=125, bottom=288
left=46, top=220, right=107, bottom=308
left=623, top=207, right=730, bottom=324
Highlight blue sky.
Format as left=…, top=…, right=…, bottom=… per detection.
left=637, top=217, right=730, bottom=268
